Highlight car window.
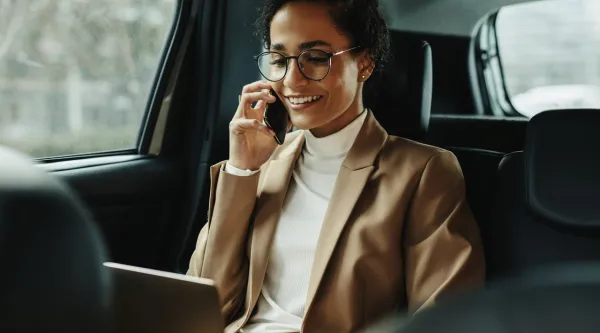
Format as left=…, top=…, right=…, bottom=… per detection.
left=0, top=0, right=177, bottom=158
left=479, top=0, right=600, bottom=118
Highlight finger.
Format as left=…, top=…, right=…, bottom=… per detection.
left=243, top=91, right=275, bottom=105
left=253, top=99, right=266, bottom=111
left=242, top=81, right=273, bottom=94
left=230, top=118, right=275, bottom=137
left=250, top=100, right=268, bottom=121
left=235, top=91, right=276, bottom=118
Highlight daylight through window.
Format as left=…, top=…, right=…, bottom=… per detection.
left=0, top=0, right=177, bottom=158
left=496, top=0, right=600, bottom=118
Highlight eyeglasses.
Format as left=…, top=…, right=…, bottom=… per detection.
left=254, top=46, right=361, bottom=82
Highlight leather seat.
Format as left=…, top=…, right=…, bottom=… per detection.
left=364, top=31, right=503, bottom=235
left=450, top=147, right=503, bottom=234
left=364, top=31, right=431, bottom=141
left=0, top=146, right=112, bottom=333
left=482, top=109, right=600, bottom=283
left=368, top=262, right=600, bottom=333
left=364, top=110, right=600, bottom=333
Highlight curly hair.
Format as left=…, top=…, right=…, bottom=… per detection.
left=253, top=0, right=391, bottom=72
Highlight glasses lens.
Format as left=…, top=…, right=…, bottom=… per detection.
left=298, top=50, right=330, bottom=80
left=257, top=52, right=287, bottom=82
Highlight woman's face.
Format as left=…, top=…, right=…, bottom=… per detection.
left=269, top=2, right=371, bottom=137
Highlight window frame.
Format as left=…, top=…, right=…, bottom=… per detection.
left=472, top=9, right=523, bottom=117
left=27, top=0, right=187, bottom=163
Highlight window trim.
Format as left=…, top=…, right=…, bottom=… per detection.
left=469, top=15, right=492, bottom=116
left=37, top=154, right=146, bottom=173
left=473, top=9, right=523, bottom=117
left=38, top=149, right=138, bottom=164
left=138, top=0, right=186, bottom=154
left=141, top=0, right=198, bottom=156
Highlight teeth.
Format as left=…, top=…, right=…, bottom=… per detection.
left=289, top=96, right=321, bottom=105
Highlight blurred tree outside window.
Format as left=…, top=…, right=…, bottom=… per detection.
left=0, top=0, right=177, bottom=158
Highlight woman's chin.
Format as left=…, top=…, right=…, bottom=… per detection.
left=288, top=116, right=326, bottom=132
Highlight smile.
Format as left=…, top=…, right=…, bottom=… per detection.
left=286, top=95, right=323, bottom=105
left=286, top=95, right=323, bottom=111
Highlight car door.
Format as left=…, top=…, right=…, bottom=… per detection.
left=0, top=0, right=228, bottom=272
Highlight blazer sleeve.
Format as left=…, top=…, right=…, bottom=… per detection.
left=187, top=161, right=260, bottom=322
left=403, top=151, right=486, bottom=311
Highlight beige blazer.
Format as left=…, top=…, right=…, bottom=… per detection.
left=187, top=111, right=485, bottom=333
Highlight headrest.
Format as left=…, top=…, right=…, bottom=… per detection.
left=0, top=147, right=111, bottom=333
left=364, top=32, right=432, bottom=141
left=525, top=109, right=600, bottom=228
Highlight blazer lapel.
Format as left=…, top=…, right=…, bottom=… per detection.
left=244, top=133, right=305, bottom=319
left=304, top=111, right=388, bottom=317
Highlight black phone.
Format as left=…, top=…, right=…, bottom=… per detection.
left=263, top=89, right=289, bottom=145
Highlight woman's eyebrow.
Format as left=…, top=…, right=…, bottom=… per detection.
left=299, top=40, right=332, bottom=50
left=270, top=40, right=332, bottom=51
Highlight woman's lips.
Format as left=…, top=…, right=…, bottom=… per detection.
left=285, top=95, right=323, bottom=110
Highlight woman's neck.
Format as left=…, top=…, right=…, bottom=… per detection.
left=304, top=109, right=368, bottom=158
left=309, top=99, right=365, bottom=138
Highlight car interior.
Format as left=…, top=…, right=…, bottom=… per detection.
left=1, top=0, right=599, bottom=331
left=0, top=146, right=111, bottom=333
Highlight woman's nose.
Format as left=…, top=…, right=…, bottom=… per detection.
left=283, top=58, right=308, bottom=89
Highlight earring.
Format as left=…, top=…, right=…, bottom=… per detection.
left=361, top=75, right=366, bottom=80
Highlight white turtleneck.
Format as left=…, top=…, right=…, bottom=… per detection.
left=224, top=111, right=368, bottom=332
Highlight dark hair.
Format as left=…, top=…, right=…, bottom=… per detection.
left=254, top=0, right=391, bottom=72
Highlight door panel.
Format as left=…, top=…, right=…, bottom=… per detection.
left=43, top=156, right=182, bottom=269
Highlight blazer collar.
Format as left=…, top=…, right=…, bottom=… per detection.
left=243, top=110, right=388, bottom=323
left=343, top=109, right=389, bottom=170
left=243, top=131, right=304, bottom=320
left=303, top=110, right=388, bottom=322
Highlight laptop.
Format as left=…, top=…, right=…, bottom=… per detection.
left=103, top=262, right=225, bottom=333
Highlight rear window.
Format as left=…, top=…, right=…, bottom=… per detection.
left=477, top=0, right=600, bottom=118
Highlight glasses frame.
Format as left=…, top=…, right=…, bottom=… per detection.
left=254, top=46, right=362, bottom=82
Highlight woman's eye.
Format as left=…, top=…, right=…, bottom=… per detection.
left=307, top=57, right=328, bottom=63
left=270, top=59, right=286, bottom=67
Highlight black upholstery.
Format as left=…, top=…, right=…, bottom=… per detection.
left=483, top=109, right=600, bottom=283
left=364, top=32, right=431, bottom=141
left=368, top=263, right=600, bottom=333
left=450, top=147, right=504, bottom=232
left=0, top=146, right=112, bottom=333
left=429, top=115, right=527, bottom=153
left=524, top=109, right=600, bottom=228
left=363, top=30, right=502, bottom=238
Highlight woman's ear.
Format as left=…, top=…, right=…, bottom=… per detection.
left=358, top=50, right=375, bottom=82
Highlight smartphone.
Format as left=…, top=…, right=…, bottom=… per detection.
left=263, top=89, right=289, bottom=145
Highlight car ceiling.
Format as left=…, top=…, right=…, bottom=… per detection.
left=382, top=0, right=543, bottom=36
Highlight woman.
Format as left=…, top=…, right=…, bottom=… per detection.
left=187, top=0, right=485, bottom=332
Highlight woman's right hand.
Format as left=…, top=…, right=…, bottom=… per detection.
left=228, top=81, right=279, bottom=171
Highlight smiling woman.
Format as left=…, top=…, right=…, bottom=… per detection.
left=187, top=1, right=486, bottom=332
left=254, top=0, right=390, bottom=137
